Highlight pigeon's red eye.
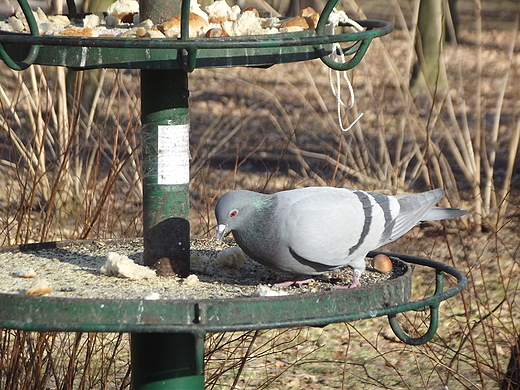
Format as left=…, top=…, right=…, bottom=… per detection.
left=229, top=209, right=238, bottom=217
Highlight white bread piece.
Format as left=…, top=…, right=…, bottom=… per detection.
left=119, top=28, right=138, bottom=37
left=232, top=10, right=264, bottom=36
left=279, top=8, right=320, bottom=31
left=221, top=20, right=234, bottom=36
left=84, top=13, right=101, bottom=29
left=242, top=7, right=259, bottom=17
left=190, top=1, right=209, bottom=22
left=35, top=7, right=49, bottom=22
left=144, top=29, right=166, bottom=38
left=48, top=14, right=71, bottom=27
left=106, top=0, right=139, bottom=24
left=260, top=16, right=279, bottom=29
left=0, top=20, right=13, bottom=32
left=101, top=252, right=156, bottom=280
left=264, top=27, right=279, bottom=34
left=26, top=279, right=52, bottom=295
left=7, top=16, right=25, bottom=32
left=13, top=268, right=37, bottom=278
left=278, top=25, right=305, bottom=33
left=299, top=6, right=318, bottom=17
left=159, top=12, right=209, bottom=38
left=60, top=26, right=94, bottom=36
left=299, top=7, right=319, bottom=29
left=135, top=18, right=154, bottom=29
left=106, top=0, right=139, bottom=17
left=206, top=0, right=230, bottom=24
left=206, top=0, right=241, bottom=23
left=38, top=21, right=53, bottom=33
left=280, top=15, right=310, bottom=29
left=227, top=4, right=241, bottom=21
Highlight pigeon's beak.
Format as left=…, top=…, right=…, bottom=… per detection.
left=215, top=224, right=228, bottom=243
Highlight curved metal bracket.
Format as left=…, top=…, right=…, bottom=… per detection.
left=0, top=0, right=40, bottom=70
left=388, top=303, right=440, bottom=346
left=316, top=0, right=340, bottom=35
left=314, top=0, right=393, bottom=71
left=318, top=33, right=372, bottom=71
left=387, top=269, right=445, bottom=345
left=367, top=251, right=467, bottom=346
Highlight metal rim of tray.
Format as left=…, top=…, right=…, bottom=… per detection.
left=0, top=0, right=393, bottom=71
left=0, top=238, right=467, bottom=345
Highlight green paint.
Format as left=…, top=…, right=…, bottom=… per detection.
left=140, top=69, right=190, bottom=276
left=131, top=333, right=205, bottom=389
left=0, top=239, right=467, bottom=389
left=0, top=0, right=39, bottom=70
left=0, top=18, right=392, bottom=71
left=0, top=245, right=467, bottom=341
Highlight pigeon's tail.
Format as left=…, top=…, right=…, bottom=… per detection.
left=422, top=207, right=468, bottom=222
left=396, top=188, right=468, bottom=222
left=380, top=189, right=466, bottom=246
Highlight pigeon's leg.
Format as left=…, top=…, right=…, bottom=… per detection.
left=273, top=276, right=315, bottom=288
left=349, top=269, right=362, bottom=288
left=333, top=269, right=362, bottom=289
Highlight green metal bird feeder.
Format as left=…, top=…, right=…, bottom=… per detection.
left=0, top=0, right=467, bottom=388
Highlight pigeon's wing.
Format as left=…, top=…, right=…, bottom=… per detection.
left=377, top=189, right=445, bottom=246
left=281, top=189, right=387, bottom=267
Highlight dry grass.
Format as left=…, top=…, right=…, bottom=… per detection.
left=0, top=0, right=519, bottom=388
left=0, top=67, right=143, bottom=243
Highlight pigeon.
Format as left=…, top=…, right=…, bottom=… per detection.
left=215, top=187, right=467, bottom=287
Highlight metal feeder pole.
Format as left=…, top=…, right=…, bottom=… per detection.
left=131, top=0, right=201, bottom=388
left=141, top=69, right=190, bottom=278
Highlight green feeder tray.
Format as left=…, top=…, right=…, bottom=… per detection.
left=0, top=239, right=466, bottom=389
left=0, top=0, right=393, bottom=71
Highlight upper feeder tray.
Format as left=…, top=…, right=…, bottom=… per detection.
left=0, top=0, right=393, bottom=71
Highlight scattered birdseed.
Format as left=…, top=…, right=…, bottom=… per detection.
left=0, top=238, right=406, bottom=300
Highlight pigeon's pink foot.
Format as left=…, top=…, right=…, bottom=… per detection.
left=333, top=270, right=362, bottom=289
left=348, top=270, right=362, bottom=288
left=273, top=277, right=315, bottom=288
left=348, top=269, right=362, bottom=288
left=348, top=280, right=361, bottom=288
left=333, top=282, right=360, bottom=289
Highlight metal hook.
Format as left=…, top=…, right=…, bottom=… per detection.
left=387, top=270, right=445, bottom=345
left=0, top=0, right=40, bottom=70
left=388, top=304, right=440, bottom=345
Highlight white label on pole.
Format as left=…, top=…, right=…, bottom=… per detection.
left=157, top=124, right=190, bottom=185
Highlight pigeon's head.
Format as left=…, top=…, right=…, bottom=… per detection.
left=215, top=190, right=259, bottom=242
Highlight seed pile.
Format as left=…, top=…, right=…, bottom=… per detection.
left=0, top=0, right=322, bottom=38
left=0, top=238, right=403, bottom=300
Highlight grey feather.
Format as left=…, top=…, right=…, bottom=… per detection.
left=422, top=207, right=468, bottom=221
left=215, top=187, right=467, bottom=285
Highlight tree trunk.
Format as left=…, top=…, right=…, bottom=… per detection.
left=410, top=0, right=448, bottom=95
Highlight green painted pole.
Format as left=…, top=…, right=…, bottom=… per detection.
left=131, top=332, right=205, bottom=389
left=134, top=68, right=203, bottom=389
left=132, top=0, right=202, bottom=387
left=140, top=69, right=190, bottom=277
